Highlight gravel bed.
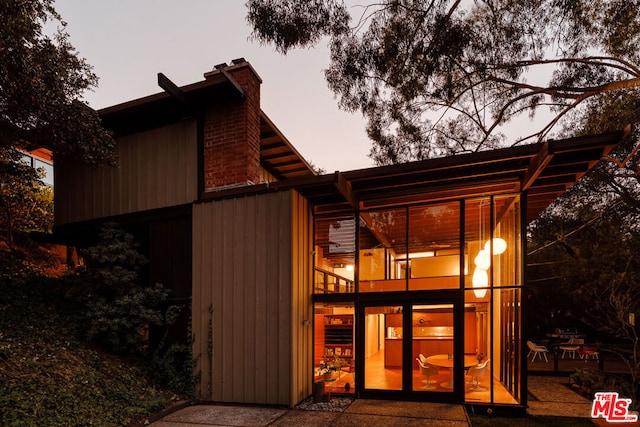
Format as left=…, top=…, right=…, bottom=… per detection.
left=294, top=396, right=354, bottom=412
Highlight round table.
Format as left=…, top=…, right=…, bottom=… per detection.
left=425, top=354, right=479, bottom=389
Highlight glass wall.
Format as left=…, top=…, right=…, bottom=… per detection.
left=359, top=208, right=406, bottom=292
left=314, top=215, right=355, bottom=294
left=314, top=303, right=355, bottom=394
left=463, top=195, right=522, bottom=405
left=359, top=202, right=461, bottom=292
left=408, top=203, right=460, bottom=291
left=312, top=195, right=523, bottom=404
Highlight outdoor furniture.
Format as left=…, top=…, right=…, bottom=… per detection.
left=527, top=340, right=549, bottom=362
left=559, top=338, right=583, bottom=359
left=466, top=359, right=490, bottom=391
left=580, top=346, right=599, bottom=360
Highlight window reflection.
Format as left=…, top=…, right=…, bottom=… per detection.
left=314, top=215, right=355, bottom=294
left=359, top=208, right=406, bottom=292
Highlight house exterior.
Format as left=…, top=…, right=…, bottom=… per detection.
left=21, top=147, right=54, bottom=186
left=53, top=59, right=625, bottom=412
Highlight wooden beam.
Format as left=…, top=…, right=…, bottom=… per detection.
left=157, top=73, right=197, bottom=115
left=522, top=141, right=555, bottom=191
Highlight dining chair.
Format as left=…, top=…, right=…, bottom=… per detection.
left=416, top=358, right=439, bottom=390
left=466, top=359, right=490, bottom=391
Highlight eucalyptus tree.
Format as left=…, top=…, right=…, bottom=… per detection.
left=247, top=0, right=640, bottom=164
left=0, top=0, right=115, bottom=164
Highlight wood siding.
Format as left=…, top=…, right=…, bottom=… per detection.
left=192, top=190, right=312, bottom=407
left=55, top=120, right=197, bottom=225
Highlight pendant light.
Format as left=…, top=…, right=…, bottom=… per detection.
left=484, top=238, right=507, bottom=255
left=472, top=200, right=489, bottom=298
left=474, top=249, right=491, bottom=270
left=472, top=267, right=488, bottom=298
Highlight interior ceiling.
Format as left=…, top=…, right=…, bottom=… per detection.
left=315, top=199, right=512, bottom=257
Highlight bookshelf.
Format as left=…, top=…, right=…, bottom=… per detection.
left=324, top=314, right=353, bottom=361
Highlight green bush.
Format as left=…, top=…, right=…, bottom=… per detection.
left=0, top=253, right=174, bottom=426
left=569, top=367, right=622, bottom=400
left=63, top=223, right=197, bottom=397
left=67, top=223, right=168, bottom=356
left=148, top=303, right=198, bottom=397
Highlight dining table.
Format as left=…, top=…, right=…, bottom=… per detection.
left=425, top=354, right=479, bottom=389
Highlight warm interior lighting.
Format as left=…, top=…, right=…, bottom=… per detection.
left=346, top=264, right=354, bottom=272
left=472, top=268, right=488, bottom=298
left=484, top=238, right=507, bottom=255
left=396, top=251, right=435, bottom=259
left=474, top=249, right=491, bottom=270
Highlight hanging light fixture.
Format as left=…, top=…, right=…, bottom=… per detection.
left=484, top=238, right=507, bottom=255
left=474, top=249, right=491, bottom=270
left=472, top=267, right=488, bottom=298
left=471, top=200, right=489, bottom=299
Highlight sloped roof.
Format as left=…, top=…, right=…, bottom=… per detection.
left=98, top=63, right=315, bottom=181
left=97, top=63, right=626, bottom=223
left=286, top=129, right=628, bottom=222
left=258, top=112, right=316, bottom=180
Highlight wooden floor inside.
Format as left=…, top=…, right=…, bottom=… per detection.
left=324, top=350, right=518, bottom=404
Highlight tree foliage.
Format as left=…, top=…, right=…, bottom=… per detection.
left=528, top=118, right=640, bottom=404
left=0, top=148, right=53, bottom=245
left=528, top=197, right=640, bottom=407
left=67, top=223, right=168, bottom=355
left=247, top=0, right=640, bottom=164
left=0, top=0, right=116, bottom=164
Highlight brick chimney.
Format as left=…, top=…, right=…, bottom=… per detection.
left=202, top=59, right=262, bottom=191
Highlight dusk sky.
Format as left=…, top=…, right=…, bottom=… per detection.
left=53, top=0, right=375, bottom=172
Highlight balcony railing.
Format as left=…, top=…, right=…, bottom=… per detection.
left=314, top=268, right=354, bottom=294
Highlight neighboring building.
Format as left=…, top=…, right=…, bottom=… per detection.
left=21, top=148, right=54, bottom=186
left=53, top=59, right=625, bottom=412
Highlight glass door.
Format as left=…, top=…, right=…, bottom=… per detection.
left=411, top=304, right=456, bottom=394
left=361, top=301, right=464, bottom=398
left=363, top=305, right=403, bottom=391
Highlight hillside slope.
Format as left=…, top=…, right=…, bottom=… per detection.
left=0, top=248, right=177, bottom=426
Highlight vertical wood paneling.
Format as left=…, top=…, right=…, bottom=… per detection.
left=290, top=191, right=313, bottom=405
left=192, top=190, right=310, bottom=406
left=242, top=196, right=257, bottom=402
left=55, top=120, right=197, bottom=225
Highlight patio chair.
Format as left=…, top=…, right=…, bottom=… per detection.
left=416, top=358, right=439, bottom=390
left=466, top=359, right=490, bottom=391
left=560, top=338, right=583, bottom=359
left=580, top=346, right=599, bottom=361
left=527, top=340, right=549, bottom=362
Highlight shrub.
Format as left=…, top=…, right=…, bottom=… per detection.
left=68, top=223, right=168, bottom=356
